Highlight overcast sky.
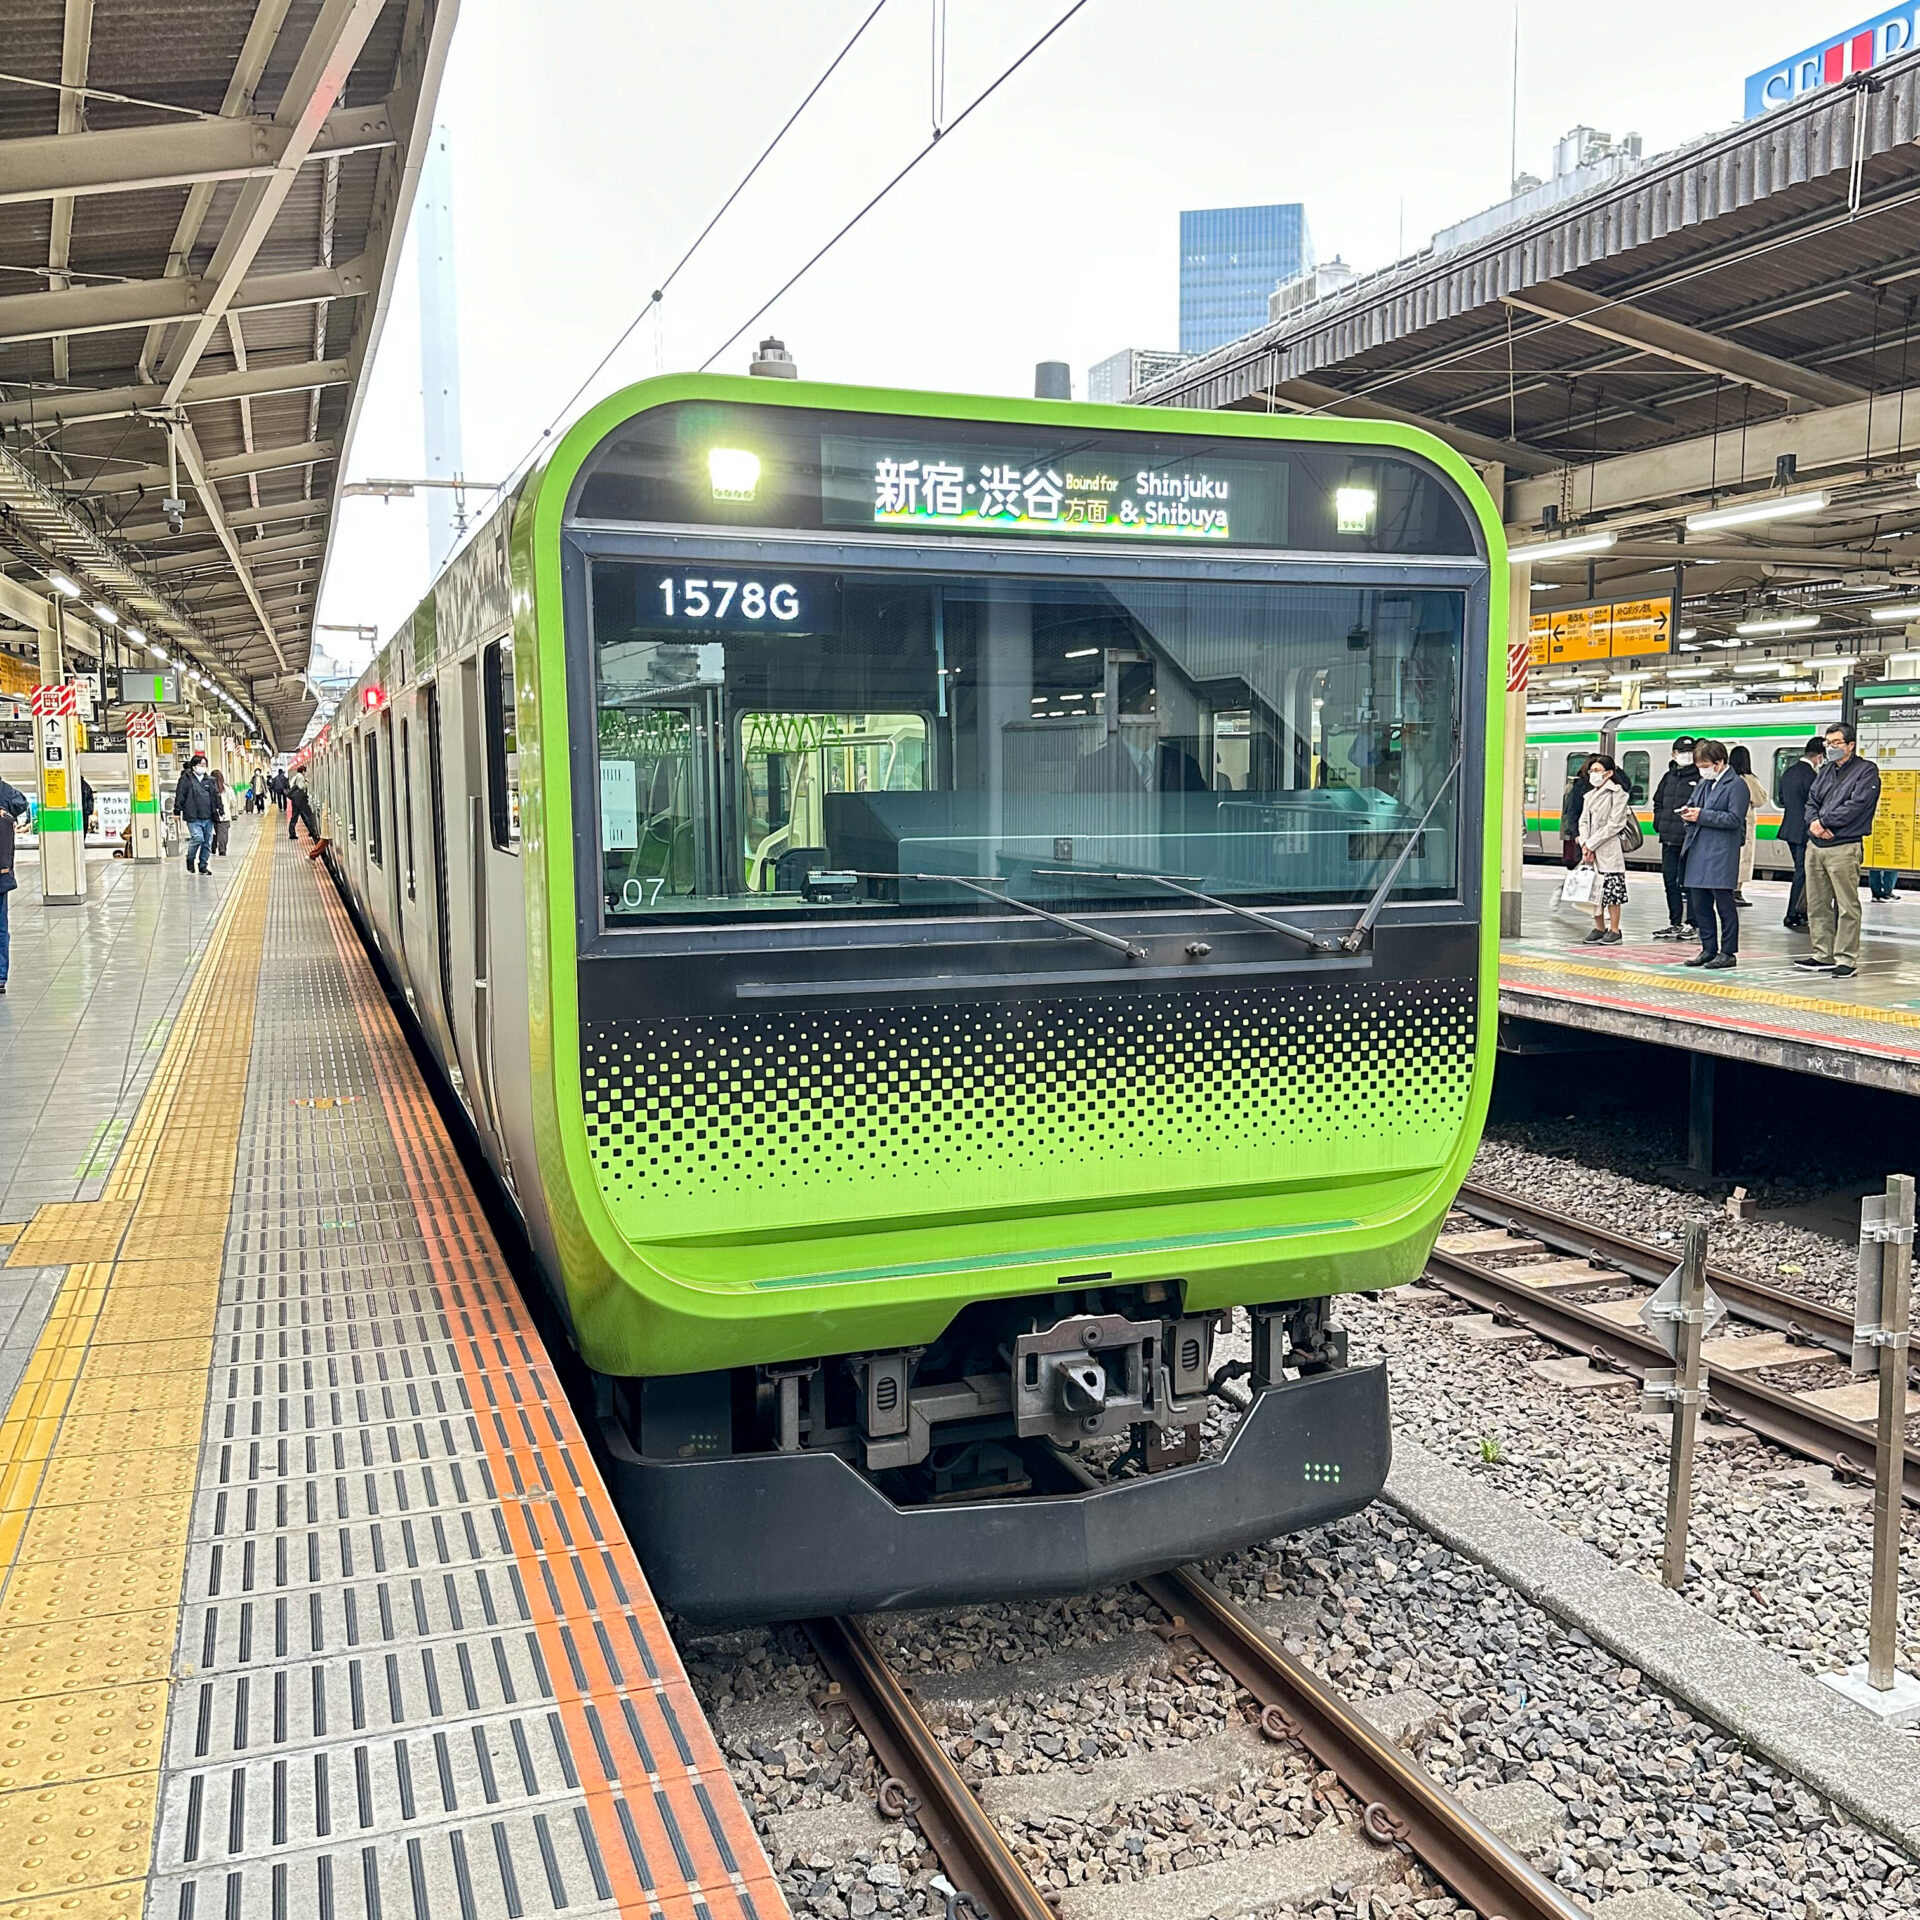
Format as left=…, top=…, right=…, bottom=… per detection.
left=314, top=0, right=1861, bottom=659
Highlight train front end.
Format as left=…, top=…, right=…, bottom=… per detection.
left=513, top=377, right=1503, bottom=1621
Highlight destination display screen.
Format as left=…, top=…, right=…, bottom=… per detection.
left=116, top=668, right=177, bottom=705
left=568, top=400, right=1480, bottom=558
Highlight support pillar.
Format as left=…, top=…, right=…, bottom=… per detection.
left=1501, top=536, right=1528, bottom=939
left=1687, top=1053, right=1717, bottom=1176
left=33, top=600, right=87, bottom=905
left=127, top=720, right=161, bottom=863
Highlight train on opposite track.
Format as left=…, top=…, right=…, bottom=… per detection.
left=311, top=374, right=1504, bottom=1621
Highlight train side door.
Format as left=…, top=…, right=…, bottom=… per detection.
left=423, top=682, right=458, bottom=1057
left=452, top=654, right=502, bottom=1154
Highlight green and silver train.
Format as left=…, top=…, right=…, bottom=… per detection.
left=312, top=375, right=1504, bottom=1621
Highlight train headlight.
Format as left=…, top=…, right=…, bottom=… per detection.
left=1335, top=485, right=1376, bottom=533
left=707, top=447, right=761, bottom=501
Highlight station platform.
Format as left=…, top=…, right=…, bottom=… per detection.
left=0, top=821, right=784, bottom=1920
left=1502, top=865, right=1920, bottom=1092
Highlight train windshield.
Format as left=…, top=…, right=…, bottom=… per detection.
left=590, top=561, right=1464, bottom=925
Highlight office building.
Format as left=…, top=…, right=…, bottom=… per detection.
left=1179, top=202, right=1312, bottom=354
left=1088, top=347, right=1192, bottom=404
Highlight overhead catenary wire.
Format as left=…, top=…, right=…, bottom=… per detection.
left=699, top=0, right=1093, bottom=373
left=494, top=0, right=891, bottom=494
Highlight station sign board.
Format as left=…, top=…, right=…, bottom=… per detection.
left=1851, top=678, right=1920, bottom=869
left=117, top=667, right=179, bottom=706
left=1528, top=595, right=1673, bottom=666
left=1744, top=6, right=1918, bottom=117
left=29, top=681, right=77, bottom=718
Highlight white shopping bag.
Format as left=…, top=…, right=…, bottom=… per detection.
left=1559, top=866, right=1598, bottom=907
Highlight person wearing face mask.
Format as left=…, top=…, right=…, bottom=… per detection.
left=1576, top=755, right=1633, bottom=944
left=1679, top=739, right=1748, bottom=969
left=1795, top=721, right=1881, bottom=978
left=1650, top=736, right=1700, bottom=939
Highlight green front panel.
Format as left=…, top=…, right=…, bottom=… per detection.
left=511, top=375, right=1507, bottom=1377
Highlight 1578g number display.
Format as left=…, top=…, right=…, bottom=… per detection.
left=652, top=570, right=805, bottom=628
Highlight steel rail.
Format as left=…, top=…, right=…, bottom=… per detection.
left=802, top=1616, right=1057, bottom=1920
left=1138, top=1566, right=1587, bottom=1920
left=1422, top=1246, right=1920, bottom=1505
left=1454, top=1179, right=1858, bottom=1355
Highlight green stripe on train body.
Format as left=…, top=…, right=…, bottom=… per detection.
left=463, top=378, right=1510, bottom=1378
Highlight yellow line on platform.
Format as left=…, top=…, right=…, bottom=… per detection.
left=0, top=825, right=273, bottom=1920
left=1501, top=948, right=1920, bottom=1035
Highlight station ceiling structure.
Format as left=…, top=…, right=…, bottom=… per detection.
left=0, top=0, right=456, bottom=749
left=1138, top=54, right=1920, bottom=695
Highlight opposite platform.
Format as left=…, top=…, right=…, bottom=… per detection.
left=0, top=820, right=785, bottom=1920
left=1502, top=865, right=1920, bottom=1091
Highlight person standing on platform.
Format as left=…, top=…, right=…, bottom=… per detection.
left=1728, top=744, right=1768, bottom=906
left=1679, top=739, right=1748, bottom=969
left=210, top=770, right=232, bottom=858
left=1867, top=865, right=1900, bottom=902
left=1779, top=737, right=1822, bottom=928
left=1559, top=755, right=1598, bottom=870
left=0, top=778, right=18, bottom=995
left=174, top=751, right=215, bottom=874
left=287, top=771, right=321, bottom=846
left=1797, top=721, right=1882, bottom=979
left=1651, top=736, right=1699, bottom=939
left=270, top=767, right=289, bottom=814
left=1577, top=755, right=1634, bottom=945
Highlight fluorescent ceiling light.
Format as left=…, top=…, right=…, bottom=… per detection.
left=150, top=646, right=169, bottom=663
left=1064, top=647, right=1100, bottom=658
left=1735, top=614, right=1820, bottom=635
left=1870, top=602, right=1920, bottom=623
left=1734, top=661, right=1784, bottom=674
left=1546, top=676, right=1594, bottom=688
left=1512, top=528, right=1616, bottom=562
left=90, top=602, right=117, bottom=627
left=1677, top=628, right=1698, bottom=641
left=122, top=625, right=144, bottom=645
left=47, top=572, right=80, bottom=598
left=1529, top=582, right=1566, bottom=593
left=1669, top=667, right=1714, bottom=679
left=1687, top=489, right=1828, bottom=534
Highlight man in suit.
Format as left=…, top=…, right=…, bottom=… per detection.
left=1778, top=737, right=1823, bottom=929
left=1679, top=738, right=1749, bottom=969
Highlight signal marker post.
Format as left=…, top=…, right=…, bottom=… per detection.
left=1639, top=1222, right=1723, bottom=1589
left=1823, top=1174, right=1920, bottom=1725
left=31, top=682, right=87, bottom=905
left=126, top=711, right=162, bottom=863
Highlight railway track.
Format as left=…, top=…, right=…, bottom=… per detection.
left=803, top=1567, right=1585, bottom=1920
left=1425, top=1180, right=1919, bottom=1505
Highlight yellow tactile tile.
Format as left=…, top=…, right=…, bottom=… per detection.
left=3, top=1206, right=134, bottom=1271
left=0, top=1876, right=145, bottom=1920
left=62, top=1371, right=211, bottom=1421
left=0, top=1547, right=185, bottom=1630
left=84, top=1298, right=219, bottom=1345
left=11, top=1497, right=191, bottom=1566
left=0, top=1774, right=161, bottom=1902
left=67, top=1339, right=212, bottom=1382
left=0, top=1614, right=177, bottom=1704
left=7, top=1451, right=197, bottom=1516
left=0, top=1686, right=168, bottom=1792
left=16, top=1407, right=203, bottom=1461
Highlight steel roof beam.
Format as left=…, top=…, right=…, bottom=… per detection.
left=1500, top=284, right=1863, bottom=410
left=150, top=529, right=325, bottom=572
left=0, top=357, right=351, bottom=429
left=0, top=258, right=366, bottom=348
left=170, top=415, right=290, bottom=672
left=117, top=497, right=327, bottom=543
left=1250, top=374, right=1563, bottom=476
left=1507, top=383, right=1920, bottom=525
left=0, top=99, right=394, bottom=207
left=62, top=437, right=335, bottom=498
left=46, top=0, right=96, bottom=385
left=156, top=0, right=388, bottom=408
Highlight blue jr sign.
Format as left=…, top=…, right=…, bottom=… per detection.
left=1745, top=7, right=1920, bottom=117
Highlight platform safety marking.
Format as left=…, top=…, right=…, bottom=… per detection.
left=314, top=870, right=789, bottom=1920
left=1502, top=949, right=1920, bottom=1036
left=0, top=824, right=273, bottom=1916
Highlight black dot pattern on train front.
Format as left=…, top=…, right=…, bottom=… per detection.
left=579, top=983, right=1477, bottom=1232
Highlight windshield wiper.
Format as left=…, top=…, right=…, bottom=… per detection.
left=1033, top=871, right=1340, bottom=953
left=1336, top=753, right=1463, bottom=954
left=843, top=872, right=1147, bottom=961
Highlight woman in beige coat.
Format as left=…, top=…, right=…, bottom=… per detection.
left=1730, top=743, right=1768, bottom=904
left=1577, top=757, right=1634, bottom=944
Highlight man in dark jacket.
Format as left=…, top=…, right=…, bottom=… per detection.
left=1680, top=738, right=1749, bottom=969
left=269, top=768, right=289, bottom=812
left=1778, top=737, right=1823, bottom=930
left=174, top=752, right=215, bottom=874
left=1558, top=757, right=1596, bottom=869
left=1796, top=721, right=1882, bottom=977
left=1650, top=736, right=1699, bottom=939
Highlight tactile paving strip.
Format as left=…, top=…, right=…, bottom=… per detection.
left=130, top=838, right=784, bottom=1920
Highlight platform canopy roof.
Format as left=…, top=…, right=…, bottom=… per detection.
left=1138, top=55, right=1920, bottom=666
left=0, top=0, right=456, bottom=750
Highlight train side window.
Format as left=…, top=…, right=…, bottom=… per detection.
left=1621, top=750, right=1650, bottom=804
left=1523, top=747, right=1540, bottom=807
left=484, top=638, right=521, bottom=853
left=347, top=744, right=359, bottom=841
left=366, top=734, right=383, bottom=865
left=1564, top=751, right=1587, bottom=790
left=401, top=717, right=417, bottom=899
left=1773, top=746, right=1798, bottom=801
